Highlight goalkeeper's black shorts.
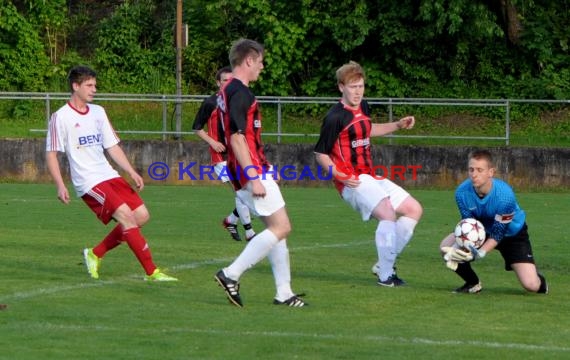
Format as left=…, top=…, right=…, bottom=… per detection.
left=496, top=223, right=535, bottom=271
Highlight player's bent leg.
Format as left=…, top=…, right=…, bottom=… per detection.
left=511, top=262, right=545, bottom=293
left=132, top=204, right=150, bottom=227
left=236, top=196, right=256, bottom=240
left=370, top=197, right=397, bottom=222
left=112, top=203, right=139, bottom=229
left=395, top=196, right=423, bottom=222
left=261, top=207, right=291, bottom=241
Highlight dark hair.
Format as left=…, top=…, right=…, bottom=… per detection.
left=67, top=66, right=96, bottom=93
left=228, top=38, right=264, bottom=68
left=468, top=149, right=494, bottom=167
left=215, top=66, right=232, bottom=81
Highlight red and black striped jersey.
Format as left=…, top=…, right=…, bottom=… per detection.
left=314, top=100, right=373, bottom=193
left=192, top=94, right=226, bottom=164
left=217, top=78, right=269, bottom=189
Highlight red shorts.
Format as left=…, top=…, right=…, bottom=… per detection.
left=82, top=177, right=144, bottom=225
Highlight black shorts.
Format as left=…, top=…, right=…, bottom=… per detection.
left=496, top=223, right=535, bottom=271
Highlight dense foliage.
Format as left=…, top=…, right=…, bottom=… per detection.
left=0, top=0, right=568, bottom=99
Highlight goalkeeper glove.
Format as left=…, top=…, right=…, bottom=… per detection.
left=467, top=245, right=487, bottom=260
left=442, top=246, right=473, bottom=262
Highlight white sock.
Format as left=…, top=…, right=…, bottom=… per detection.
left=267, top=239, right=294, bottom=301
left=395, top=216, right=418, bottom=255
left=235, top=197, right=252, bottom=226
left=227, top=211, right=239, bottom=224
left=225, top=229, right=279, bottom=280
left=375, top=220, right=397, bottom=281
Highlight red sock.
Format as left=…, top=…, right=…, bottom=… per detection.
left=93, top=224, right=123, bottom=258
left=122, top=227, right=157, bottom=275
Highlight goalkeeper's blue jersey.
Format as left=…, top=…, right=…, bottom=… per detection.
left=455, top=178, right=526, bottom=242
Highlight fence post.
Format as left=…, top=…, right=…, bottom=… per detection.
left=277, top=99, right=282, bottom=144
left=388, top=98, right=393, bottom=145
left=162, top=95, right=167, bottom=141
left=505, top=100, right=510, bottom=146
left=45, top=93, right=51, bottom=127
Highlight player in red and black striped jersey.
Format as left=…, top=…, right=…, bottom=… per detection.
left=315, top=61, right=423, bottom=287
left=214, top=39, right=305, bottom=307
left=192, top=67, right=255, bottom=241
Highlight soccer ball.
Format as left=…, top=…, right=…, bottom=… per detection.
left=454, top=218, right=486, bottom=249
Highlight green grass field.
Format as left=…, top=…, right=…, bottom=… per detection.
left=1, top=184, right=569, bottom=359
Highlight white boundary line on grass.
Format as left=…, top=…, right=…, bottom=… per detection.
left=8, top=322, right=570, bottom=353
left=1, top=240, right=371, bottom=301
left=3, top=239, right=568, bottom=353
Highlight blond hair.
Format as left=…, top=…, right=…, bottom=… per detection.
left=336, top=61, right=366, bottom=85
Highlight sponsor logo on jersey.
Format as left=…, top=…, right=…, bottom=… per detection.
left=216, top=94, right=226, bottom=113
left=254, top=119, right=261, bottom=128
left=351, top=137, right=370, bottom=148
left=78, top=134, right=103, bottom=146
left=495, top=212, right=515, bottom=224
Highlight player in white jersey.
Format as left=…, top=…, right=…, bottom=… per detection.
left=46, top=65, right=177, bottom=282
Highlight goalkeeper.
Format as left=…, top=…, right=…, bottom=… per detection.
left=439, top=149, right=548, bottom=294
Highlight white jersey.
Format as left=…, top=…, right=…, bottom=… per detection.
left=46, top=102, right=120, bottom=196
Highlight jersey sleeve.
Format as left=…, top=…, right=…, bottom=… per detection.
left=228, top=89, right=252, bottom=134
left=100, top=109, right=120, bottom=149
left=46, top=112, right=66, bottom=153
left=314, top=109, right=343, bottom=154
left=192, top=95, right=217, bottom=131
left=486, top=184, right=518, bottom=242
left=455, top=188, right=472, bottom=219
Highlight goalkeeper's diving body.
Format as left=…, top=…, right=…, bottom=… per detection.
left=439, top=149, right=547, bottom=294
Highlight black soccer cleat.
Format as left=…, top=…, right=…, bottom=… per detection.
left=377, top=273, right=406, bottom=287
left=453, top=282, right=482, bottom=294
left=222, top=219, right=241, bottom=241
left=214, top=270, right=243, bottom=307
left=273, top=294, right=308, bottom=307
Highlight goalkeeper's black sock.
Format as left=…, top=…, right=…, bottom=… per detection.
left=455, top=262, right=479, bottom=285
left=537, top=273, right=548, bottom=294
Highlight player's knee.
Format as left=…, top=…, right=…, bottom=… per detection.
left=269, top=222, right=291, bottom=240
left=136, top=210, right=150, bottom=226
left=413, top=203, right=423, bottom=219
left=133, top=206, right=150, bottom=226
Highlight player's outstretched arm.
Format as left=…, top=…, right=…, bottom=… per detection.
left=370, top=116, right=415, bottom=137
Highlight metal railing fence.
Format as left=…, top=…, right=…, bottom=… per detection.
left=1, top=92, right=568, bottom=144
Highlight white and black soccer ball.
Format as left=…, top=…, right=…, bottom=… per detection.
left=454, top=218, right=486, bottom=249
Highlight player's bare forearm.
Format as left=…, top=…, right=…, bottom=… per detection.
left=315, top=152, right=359, bottom=187
left=107, top=145, right=135, bottom=174
left=46, top=151, right=70, bottom=204
left=370, top=116, right=415, bottom=137
left=196, top=129, right=225, bottom=152
left=480, top=237, right=498, bottom=253
left=106, top=145, right=144, bottom=190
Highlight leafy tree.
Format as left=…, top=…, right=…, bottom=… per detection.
left=0, top=0, right=568, bottom=102
left=0, top=0, right=51, bottom=91
left=94, top=0, right=176, bottom=93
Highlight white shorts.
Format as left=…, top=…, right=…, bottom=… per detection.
left=214, top=161, right=230, bottom=183
left=236, top=178, right=285, bottom=217
left=341, top=174, right=410, bottom=221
